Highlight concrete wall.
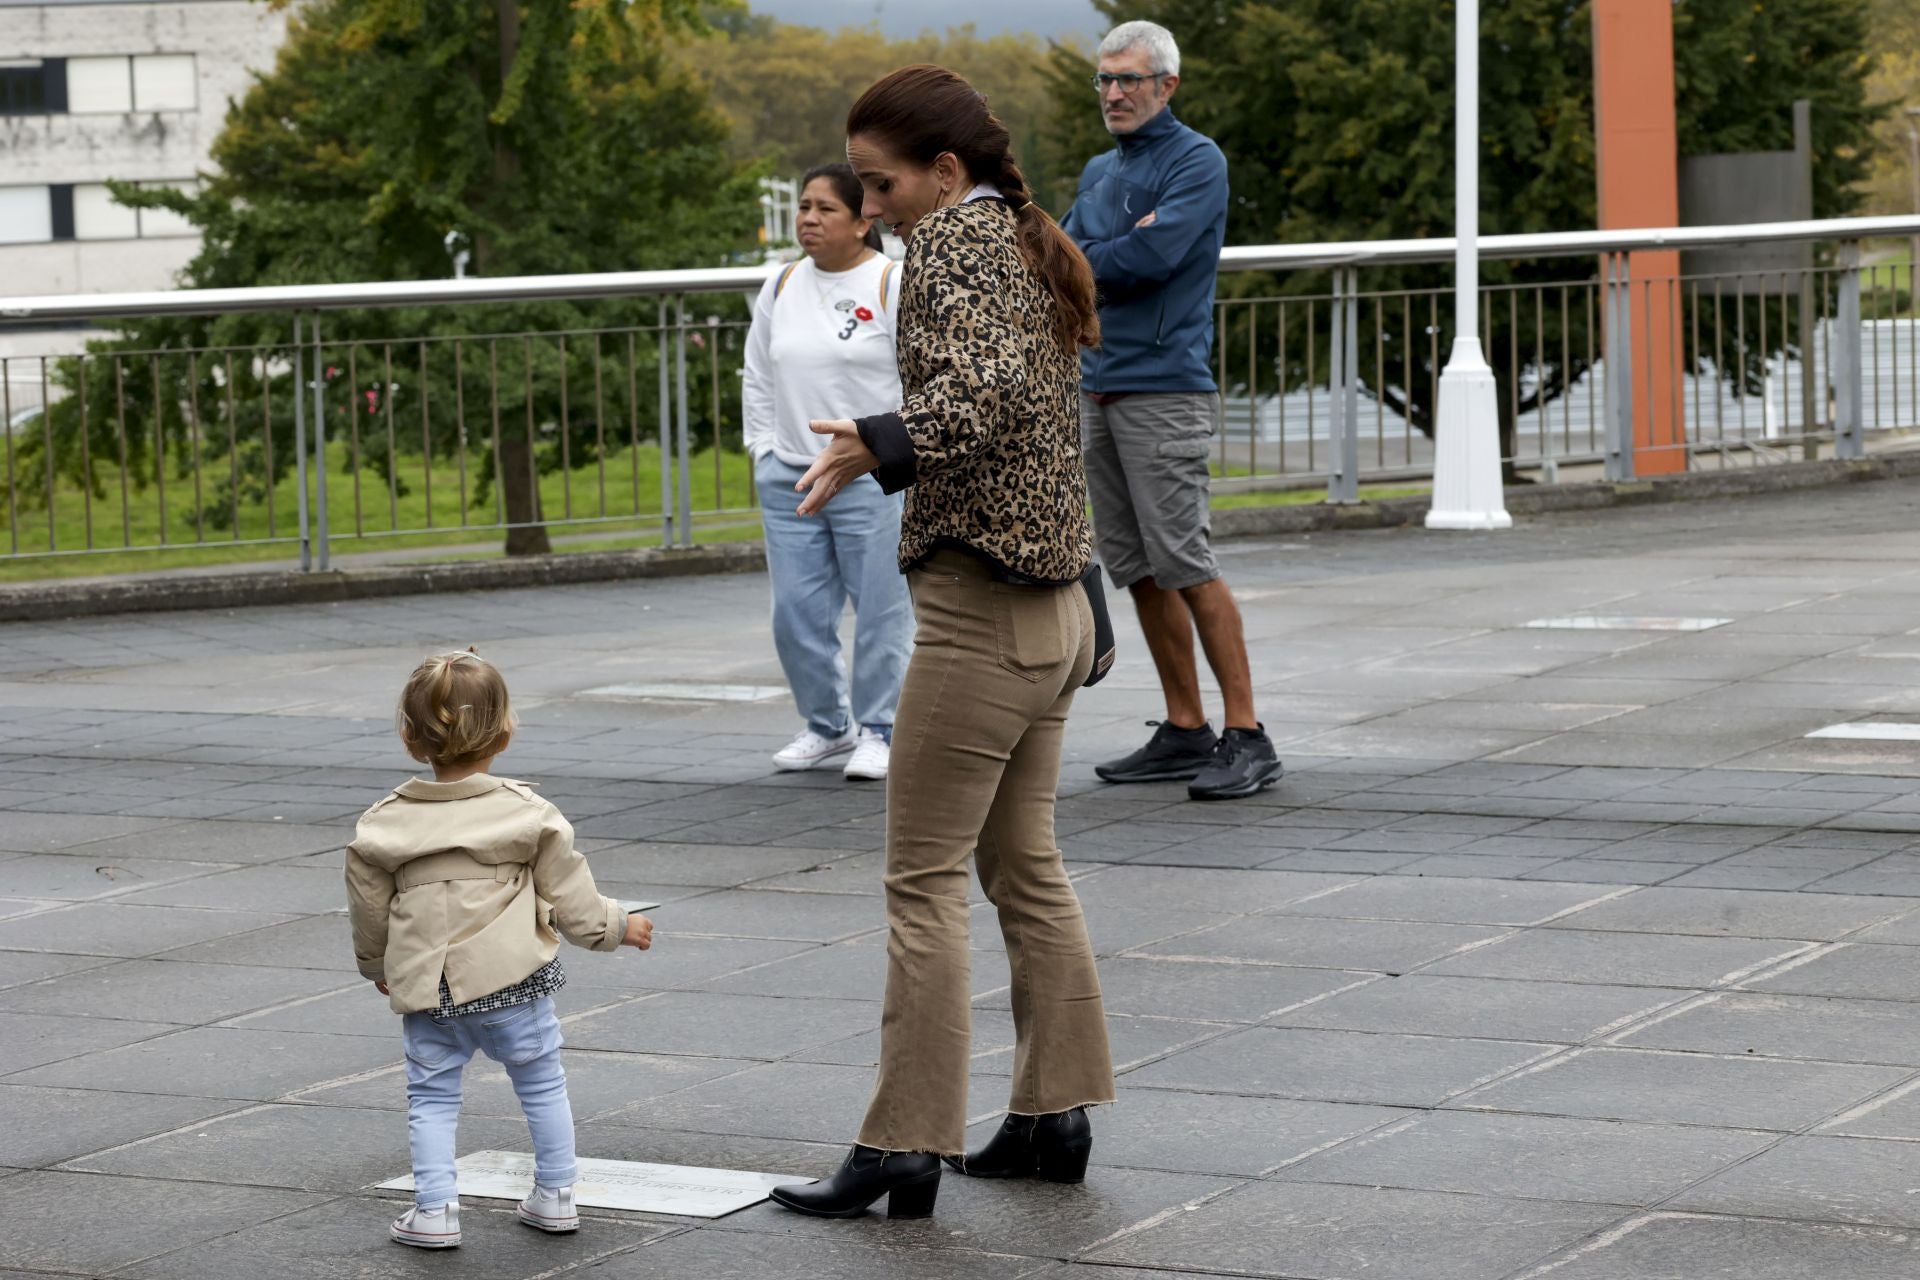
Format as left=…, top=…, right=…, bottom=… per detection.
left=0, top=228, right=201, bottom=298
left=0, top=1, right=289, bottom=299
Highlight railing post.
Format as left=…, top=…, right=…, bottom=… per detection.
left=1833, top=240, right=1864, bottom=460
left=292, top=313, right=312, bottom=572
left=1325, top=276, right=1343, bottom=501
left=657, top=300, right=674, bottom=548
left=1603, top=254, right=1636, bottom=482
left=674, top=293, right=693, bottom=547
left=1327, top=271, right=1359, bottom=504
left=310, top=315, right=330, bottom=571
left=1798, top=269, right=1819, bottom=459
left=1341, top=268, right=1361, bottom=502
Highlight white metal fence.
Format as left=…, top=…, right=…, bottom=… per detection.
left=0, top=215, right=1916, bottom=571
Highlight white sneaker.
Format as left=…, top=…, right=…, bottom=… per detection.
left=391, top=1201, right=460, bottom=1248
left=518, top=1184, right=579, bottom=1233
left=772, top=728, right=856, bottom=771
left=843, top=728, right=890, bottom=781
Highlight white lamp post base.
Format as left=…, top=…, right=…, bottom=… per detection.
left=1425, top=337, right=1512, bottom=530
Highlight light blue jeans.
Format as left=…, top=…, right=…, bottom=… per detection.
left=401, top=996, right=575, bottom=1207
left=755, top=452, right=912, bottom=739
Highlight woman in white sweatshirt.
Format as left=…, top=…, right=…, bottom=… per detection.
left=743, top=163, right=911, bottom=782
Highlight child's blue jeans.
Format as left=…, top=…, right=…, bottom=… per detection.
left=401, top=995, right=576, bottom=1207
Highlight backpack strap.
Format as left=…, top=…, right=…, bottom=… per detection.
left=773, top=260, right=801, bottom=296
left=877, top=260, right=896, bottom=313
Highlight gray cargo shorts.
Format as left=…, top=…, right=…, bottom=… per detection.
left=1080, top=390, right=1220, bottom=591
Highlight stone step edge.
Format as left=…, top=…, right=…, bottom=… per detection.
left=5, top=453, right=1917, bottom=623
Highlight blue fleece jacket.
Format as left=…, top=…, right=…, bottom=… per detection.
left=1062, top=106, right=1228, bottom=394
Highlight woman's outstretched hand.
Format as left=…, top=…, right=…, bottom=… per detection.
left=796, top=418, right=880, bottom=516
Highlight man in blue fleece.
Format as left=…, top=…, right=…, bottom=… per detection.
left=1063, top=19, right=1283, bottom=802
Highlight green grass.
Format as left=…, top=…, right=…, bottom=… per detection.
left=1212, top=484, right=1429, bottom=510
left=0, top=443, right=1429, bottom=585
left=1866, top=238, right=1915, bottom=272
left=0, top=440, right=756, bottom=582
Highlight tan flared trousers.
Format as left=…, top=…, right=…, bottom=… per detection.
left=857, top=549, right=1115, bottom=1156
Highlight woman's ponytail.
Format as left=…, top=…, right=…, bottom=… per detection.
left=994, top=154, right=1100, bottom=352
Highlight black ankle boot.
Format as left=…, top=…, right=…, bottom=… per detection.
left=768, top=1145, right=941, bottom=1219
left=943, top=1108, right=1092, bottom=1183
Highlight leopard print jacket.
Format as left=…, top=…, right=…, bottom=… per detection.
left=854, top=199, right=1093, bottom=586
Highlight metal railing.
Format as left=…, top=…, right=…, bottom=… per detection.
left=1, top=214, right=1917, bottom=573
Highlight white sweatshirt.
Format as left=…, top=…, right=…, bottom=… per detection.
left=741, top=253, right=903, bottom=467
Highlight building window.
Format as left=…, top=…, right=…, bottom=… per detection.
left=0, top=187, right=55, bottom=245
left=2, top=181, right=198, bottom=243
left=72, top=184, right=139, bottom=241
left=132, top=55, right=196, bottom=111
left=66, top=57, right=131, bottom=113
left=66, top=54, right=197, bottom=114
left=0, top=59, right=67, bottom=115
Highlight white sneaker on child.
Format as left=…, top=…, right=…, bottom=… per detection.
left=773, top=728, right=856, bottom=771
left=843, top=728, right=890, bottom=781
left=391, top=1202, right=461, bottom=1248
left=518, top=1184, right=580, bottom=1233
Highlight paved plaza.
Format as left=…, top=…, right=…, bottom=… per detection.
left=11, top=480, right=1920, bottom=1277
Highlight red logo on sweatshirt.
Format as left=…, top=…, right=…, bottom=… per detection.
left=854, top=307, right=874, bottom=322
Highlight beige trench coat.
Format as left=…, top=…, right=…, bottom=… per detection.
left=345, top=774, right=625, bottom=1014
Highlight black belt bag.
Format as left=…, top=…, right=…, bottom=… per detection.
left=1079, top=563, right=1116, bottom=687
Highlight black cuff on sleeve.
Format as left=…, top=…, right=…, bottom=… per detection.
left=856, top=412, right=916, bottom=494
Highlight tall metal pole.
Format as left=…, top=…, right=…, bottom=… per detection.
left=1425, top=0, right=1511, bottom=530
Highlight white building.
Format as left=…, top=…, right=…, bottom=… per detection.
left=0, top=0, right=288, bottom=372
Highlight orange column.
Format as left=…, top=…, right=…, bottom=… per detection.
left=1592, top=0, right=1686, bottom=475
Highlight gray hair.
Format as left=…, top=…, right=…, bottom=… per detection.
left=1099, top=20, right=1180, bottom=76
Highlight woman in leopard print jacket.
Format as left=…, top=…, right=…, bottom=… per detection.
left=770, top=64, right=1116, bottom=1223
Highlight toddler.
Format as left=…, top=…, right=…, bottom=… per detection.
left=346, top=651, right=652, bottom=1249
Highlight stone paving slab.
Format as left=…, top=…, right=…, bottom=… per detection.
left=1122, top=1026, right=1562, bottom=1107
left=1422, top=928, right=1816, bottom=988
left=60, top=1102, right=530, bottom=1194
left=0, top=1170, right=328, bottom=1275
left=0, top=958, right=356, bottom=1025
left=1455, top=1046, right=1909, bottom=1130
left=1542, top=886, right=1913, bottom=939
left=14, top=483, right=1920, bottom=1274
left=1741, top=942, right=1920, bottom=1000
left=1615, top=991, right=1920, bottom=1066
left=116, top=1197, right=670, bottom=1280
left=1274, top=1109, right=1775, bottom=1206
left=1088, top=1089, right=1402, bottom=1177
left=584, top=1228, right=1061, bottom=1279
left=1273, top=974, right=1692, bottom=1043
left=1085, top=1180, right=1625, bottom=1280
left=0, top=1085, right=243, bottom=1169
left=1508, top=1213, right=1920, bottom=1280
left=1665, top=1133, right=1920, bottom=1229
left=722, top=1165, right=1237, bottom=1258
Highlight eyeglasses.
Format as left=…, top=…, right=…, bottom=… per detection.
left=1090, top=72, right=1167, bottom=94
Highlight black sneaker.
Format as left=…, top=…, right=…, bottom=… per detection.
left=1095, top=721, right=1219, bottom=784
left=1188, top=726, right=1284, bottom=800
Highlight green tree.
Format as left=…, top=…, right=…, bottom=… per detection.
left=1045, top=0, right=1880, bottom=465
left=1861, top=0, right=1920, bottom=219
left=684, top=19, right=1084, bottom=211
left=24, top=0, right=760, bottom=554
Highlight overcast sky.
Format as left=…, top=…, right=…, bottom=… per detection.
left=748, top=0, right=1107, bottom=41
